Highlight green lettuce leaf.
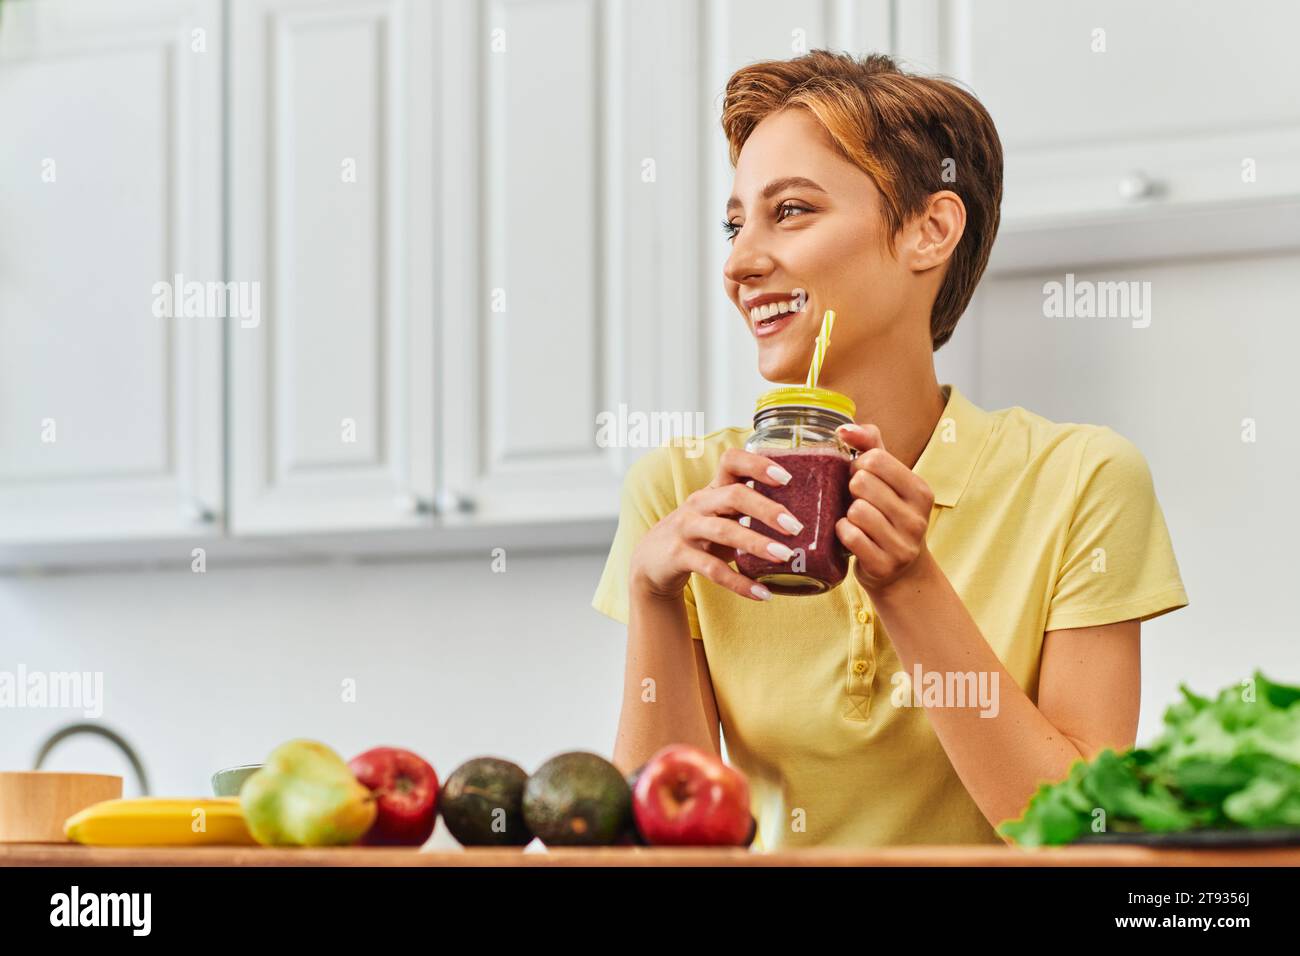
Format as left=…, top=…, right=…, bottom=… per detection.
left=997, top=670, right=1300, bottom=846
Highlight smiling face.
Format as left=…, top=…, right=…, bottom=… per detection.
left=722, top=108, right=923, bottom=386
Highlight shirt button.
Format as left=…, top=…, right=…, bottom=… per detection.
left=856, top=608, right=870, bottom=625
left=852, top=659, right=869, bottom=675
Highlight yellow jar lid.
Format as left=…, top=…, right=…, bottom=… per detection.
left=754, top=386, right=856, bottom=422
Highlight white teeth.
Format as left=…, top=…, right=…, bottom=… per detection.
left=749, top=296, right=804, bottom=325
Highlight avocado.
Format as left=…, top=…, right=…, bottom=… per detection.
left=523, top=752, right=631, bottom=847
left=439, top=757, right=532, bottom=847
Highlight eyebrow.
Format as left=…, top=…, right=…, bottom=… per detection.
left=725, top=176, right=828, bottom=215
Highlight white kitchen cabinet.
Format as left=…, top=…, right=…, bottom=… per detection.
left=5, top=0, right=1296, bottom=565
left=0, top=0, right=223, bottom=545
left=894, top=0, right=1300, bottom=225
left=436, top=0, right=718, bottom=523
left=228, top=0, right=437, bottom=534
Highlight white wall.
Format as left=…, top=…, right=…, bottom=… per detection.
left=0, top=552, right=625, bottom=847
left=973, top=250, right=1300, bottom=727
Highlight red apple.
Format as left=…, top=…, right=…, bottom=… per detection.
left=348, top=747, right=439, bottom=846
left=632, top=744, right=751, bottom=846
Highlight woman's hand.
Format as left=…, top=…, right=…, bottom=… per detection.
left=629, top=448, right=806, bottom=602
left=834, top=423, right=936, bottom=593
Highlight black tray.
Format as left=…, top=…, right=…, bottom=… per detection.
left=1072, top=827, right=1300, bottom=847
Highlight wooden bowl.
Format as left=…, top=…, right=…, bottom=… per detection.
left=0, top=771, right=123, bottom=843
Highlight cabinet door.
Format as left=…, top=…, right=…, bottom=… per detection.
left=896, top=0, right=1300, bottom=223
left=229, top=0, right=435, bottom=534
left=436, top=0, right=610, bottom=522
left=0, top=0, right=223, bottom=544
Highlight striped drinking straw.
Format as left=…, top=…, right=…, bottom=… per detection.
left=795, top=309, right=835, bottom=448
left=805, top=309, right=835, bottom=388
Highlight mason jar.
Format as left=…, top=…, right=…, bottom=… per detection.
left=734, top=386, right=857, bottom=596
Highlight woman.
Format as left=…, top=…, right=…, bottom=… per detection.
left=591, top=51, right=1188, bottom=848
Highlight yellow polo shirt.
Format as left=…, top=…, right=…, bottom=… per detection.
left=591, top=383, right=1188, bottom=848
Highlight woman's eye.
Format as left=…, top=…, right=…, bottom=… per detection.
left=776, top=202, right=811, bottom=222
left=722, top=202, right=810, bottom=242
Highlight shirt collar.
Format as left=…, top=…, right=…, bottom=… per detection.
left=912, top=384, right=995, bottom=508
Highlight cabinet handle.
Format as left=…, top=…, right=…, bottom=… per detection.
left=433, top=489, right=476, bottom=516
left=1118, top=170, right=1160, bottom=201
left=185, top=500, right=217, bottom=524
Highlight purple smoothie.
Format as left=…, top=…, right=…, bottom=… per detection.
left=734, top=448, right=853, bottom=595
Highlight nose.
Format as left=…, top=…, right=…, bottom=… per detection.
left=722, top=225, right=773, bottom=290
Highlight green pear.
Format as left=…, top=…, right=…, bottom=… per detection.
left=241, top=739, right=377, bottom=846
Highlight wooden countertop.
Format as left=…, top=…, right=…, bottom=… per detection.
left=4, top=842, right=1299, bottom=867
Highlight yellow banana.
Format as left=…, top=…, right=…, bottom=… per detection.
left=64, top=797, right=258, bottom=846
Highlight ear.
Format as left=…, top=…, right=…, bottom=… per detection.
left=899, top=190, right=966, bottom=273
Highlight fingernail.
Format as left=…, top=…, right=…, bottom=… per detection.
left=776, top=512, right=803, bottom=534
left=838, top=423, right=864, bottom=434
left=739, top=515, right=751, bottom=528
left=751, top=584, right=773, bottom=601
left=767, top=464, right=792, bottom=485
left=766, top=542, right=795, bottom=562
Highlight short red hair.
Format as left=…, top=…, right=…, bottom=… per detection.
left=721, top=51, right=1003, bottom=351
